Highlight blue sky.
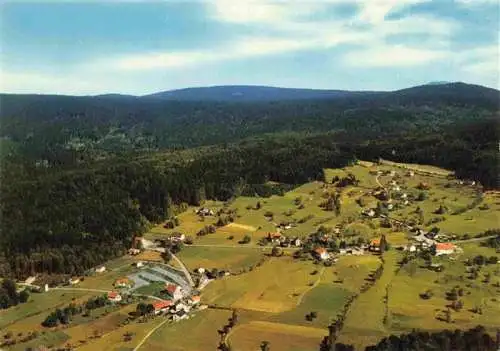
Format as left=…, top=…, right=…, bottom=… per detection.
left=0, top=0, right=498, bottom=95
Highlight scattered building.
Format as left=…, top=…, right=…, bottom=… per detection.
left=369, top=239, right=381, bottom=252
left=153, top=300, right=172, bottom=315
left=188, top=295, right=201, bottom=305
left=363, top=209, right=376, bottom=217
left=107, top=291, right=122, bottom=303
left=196, top=208, right=214, bottom=216
left=165, top=284, right=184, bottom=301
left=292, top=237, right=302, bottom=247
left=435, top=243, right=457, bottom=256
left=407, top=171, right=415, bottom=177
left=195, top=267, right=206, bottom=274
left=68, top=277, right=80, bottom=285
left=134, top=261, right=144, bottom=268
left=95, top=266, right=106, bottom=273
left=267, top=232, right=282, bottom=243
left=114, top=278, right=133, bottom=289
left=129, top=248, right=141, bottom=255
left=169, top=233, right=186, bottom=243
left=313, top=247, right=330, bottom=260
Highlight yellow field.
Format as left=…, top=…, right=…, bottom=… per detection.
left=140, top=309, right=231, bottom=351
left=339, top=251, right=400, bottom=349
left=229, top=321, right=325, bottom=351
left=203, top=258, right=315, bottom=312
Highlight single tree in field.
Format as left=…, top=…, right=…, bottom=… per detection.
left=135, top=301, right=147, bottom=316
left=260, top=341, right=270, bottom=351
left=271, top=246, right=283, bottom=257
left=379, top=234, right=388, bottom=253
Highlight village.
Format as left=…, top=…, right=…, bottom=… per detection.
left=3, top=160, right=498, bottom=351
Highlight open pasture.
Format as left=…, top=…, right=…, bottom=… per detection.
left=229, top=321, right=325, bottom=351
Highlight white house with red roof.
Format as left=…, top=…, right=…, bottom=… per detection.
left=188, top=295, right=201, bottom=305
left=107, top=291, right=122, bottom=303
left=435, top=243, right=457, bottom=256
left=313, top=247, right=330, bottom=260
left=165, top=283, right=183, bottom=300
left=152, top=300, right=172, bottom=315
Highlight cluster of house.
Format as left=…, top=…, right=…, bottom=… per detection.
left=409, top=230, right=460, bottom=255
left=266, top=232, right=302, bottom=247
left=152, top=283, right=202, bottom=321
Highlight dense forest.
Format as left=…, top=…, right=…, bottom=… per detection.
left=0, top=83, right=498, bottom=279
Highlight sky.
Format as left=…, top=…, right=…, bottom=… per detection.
left=0, top=0, right=498, bottom=95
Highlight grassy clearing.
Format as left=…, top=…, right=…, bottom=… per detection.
left=229, top=321, right=325, bottom=351
left=202, top=258, right=315, bottom=312
left=339, top=251, right=400, bottom=350
left=389, top=243, right=500, bottom=334
left=140, top=309, right=231, bottom=351
left=0, top=290, right=92, bottom=331
left=8, top=330, right=70, bottom=351
left=78, top=265, right=140, bottom=290
left=177, top=246, right=265, bottom=273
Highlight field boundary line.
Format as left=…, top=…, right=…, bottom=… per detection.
left=132, top=318, right=170, bottom=351
left=296, top=267, right=326, bottom=307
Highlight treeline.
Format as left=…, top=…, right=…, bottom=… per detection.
left=42, top=295, right=107, bottom=327
left=365, top=325, right=497, bottom=351
left=0, top=279, right=29, bottom=309
left=0, top=137, right=350, bottom=278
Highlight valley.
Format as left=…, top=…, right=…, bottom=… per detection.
left=2, top=160, right=498, bottom=350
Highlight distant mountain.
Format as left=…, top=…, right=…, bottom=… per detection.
left=143, top=85, right=379, bottom=102
left=425, top=81, right=454, bottom=86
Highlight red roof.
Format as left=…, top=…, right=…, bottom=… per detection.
left=153, top=300, right=172, bottom=310
left=191, top=295, right=201, bottom=302
left=268, top=232, right=281, bottom=238
left=165, top=284, right=178, bottom=294
left=371, top=239, right=381, bottom=246
left=436, top=243, right=455, bottom=251
left=314, top=247, right=327, bottom=255
left=108, top=291, right=120, bottom=299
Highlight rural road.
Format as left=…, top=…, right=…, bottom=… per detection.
left=186, top=243, right=297, bottom=251
left=132, top=318, right=170, bottom=351
left=296, top=267, right=325, bottom=306
left=52, top=287, right=166, bottom=301
left=452, top=235, right=497, bottom=244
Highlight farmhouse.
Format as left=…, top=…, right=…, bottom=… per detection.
left=128, top=248, right=141, bottom=255
left=134, top=261, right=144, bottom=268
left=292, top=237, right=302, bottom=247
left=165, top=283, right=184, bottom=300
left=68, top=277, right=80, bottom=285
left=169, top=233, right=186, bottom=243
left=153, top=300, right=172, bottom=315
left=363, top=209, right=376, bottom=217
left=95, top=266, right=106, bottom=273
left=267, top=232, right=282, bottom=243
left=188, top=295, right=201, bottom=305
left=369, top=239, right=381, bottom=252
left=313, top=247, right=330, bottom=260
left=114, top=278, right=132, bottom=288
left=407, top=171, right=415, bottom=177
left=107, top=291, right=122, bottom=303
left=197, top=207, right=214, bottom=216
left=435, top=243, right=457, bottom=256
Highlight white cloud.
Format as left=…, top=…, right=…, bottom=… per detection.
left=455, top=0, right=499, bottom=6
left=342, top=44, right=449, bottom=67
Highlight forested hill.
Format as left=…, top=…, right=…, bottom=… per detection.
left=0, top=82, right=498, bottom=279
left=0, top=82, right=498, bottom=164
left=143, top=85, right=375, bottom=101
